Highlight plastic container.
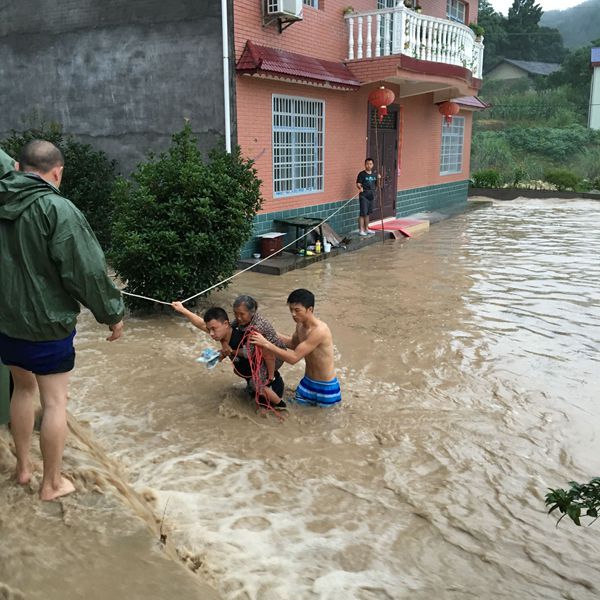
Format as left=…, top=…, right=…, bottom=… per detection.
left=315, top=240, right=321, bottom=254
left=323, top=242, right=332, bottom=253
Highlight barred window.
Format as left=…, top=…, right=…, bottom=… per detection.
left=440, top=116, right=465, bottom=175
left=446, top=0, right=466, bottom=23
left=303, top=0, right=318, bottom=7
left=272, top=95, right=325, bottom=197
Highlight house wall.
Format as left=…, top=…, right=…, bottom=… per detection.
left=235, top=1, right=476, bottom=255
left=234, top=0, right=378, bottom=62
left=589, top=66, right=600, bottom=130
left=486, top=63, right=527, bottom=81
left=0, top=0, right=227, bottom=173
left=423, top=0, right=479, bottom=24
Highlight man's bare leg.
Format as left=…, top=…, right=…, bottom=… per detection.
left=9, top=366, right=37, bottom=484
left=36, top=371, right=75, bottom=501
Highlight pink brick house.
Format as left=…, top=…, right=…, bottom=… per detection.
left=233, top=0, right=485, bottom=255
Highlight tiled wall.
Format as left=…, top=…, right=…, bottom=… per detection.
left=240, top=179, right=469, bottom=257
left=396, top=180, right=470, bottom=216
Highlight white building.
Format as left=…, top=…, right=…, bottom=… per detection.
left=589, top=48, right=600, bottom=130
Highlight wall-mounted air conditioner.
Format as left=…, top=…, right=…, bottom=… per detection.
left=265, top=0, right=303, bottom=20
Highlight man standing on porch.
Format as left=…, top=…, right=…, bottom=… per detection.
left=356, top=157, right=380, bottom=236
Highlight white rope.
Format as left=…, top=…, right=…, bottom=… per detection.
left=121, top=192, right=359, bottom=306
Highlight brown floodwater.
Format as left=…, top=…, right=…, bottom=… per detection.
left=2, top=197, right=600, bottom=599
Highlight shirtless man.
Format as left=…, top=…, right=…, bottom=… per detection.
left=250, top=289, right=341, bottom=407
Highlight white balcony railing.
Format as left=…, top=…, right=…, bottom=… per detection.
left=345, top=6, right=484, bottom=79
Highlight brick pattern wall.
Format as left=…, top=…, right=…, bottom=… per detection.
left=233, top=0, right=377, bottom=62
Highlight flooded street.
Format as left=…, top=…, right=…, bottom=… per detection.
left=2, top=197, right=600, bottom=599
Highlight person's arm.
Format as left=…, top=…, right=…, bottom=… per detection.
left=276, top=331, right=295, bottom=348
left=262, top=348, right=276, bottom=381
left=48, top=198, right=125, bottom=336
left=171, top=301, right=208, bottom=333
left=356, top=172, right=364, bottom=193
left=250, top=330, right=321, bottom=366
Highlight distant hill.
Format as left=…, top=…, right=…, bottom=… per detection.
left=541, top=0, right=600, bottom=48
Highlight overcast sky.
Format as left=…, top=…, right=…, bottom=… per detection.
left=489, top=0, right=585, bottom=15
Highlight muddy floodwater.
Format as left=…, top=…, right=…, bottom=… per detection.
left=2, top=197, right=600, bottom=600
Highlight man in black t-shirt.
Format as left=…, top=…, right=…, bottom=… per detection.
left=356, top=157, right=380, bottom=236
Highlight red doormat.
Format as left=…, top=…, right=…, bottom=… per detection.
left=368, top=219, right=422, bottom=237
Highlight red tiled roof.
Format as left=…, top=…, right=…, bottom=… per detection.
left=453, top=96, right=490, bottom=110
left=236, top=41, right=360, bottom=90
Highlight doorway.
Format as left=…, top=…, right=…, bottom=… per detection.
left=367, top=105, right=398, bottom=221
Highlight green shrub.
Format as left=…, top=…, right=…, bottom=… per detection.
left=470, top=131, right=515, bottom=174
left=1, top=117, right=117, bottom=249
left=505, top=125, right=592, bottom=162
left=543, top=168, right=580, bottom=191
left=472, top=169, right=502, bottom=188
left=109, top=124, right=262, bottom=311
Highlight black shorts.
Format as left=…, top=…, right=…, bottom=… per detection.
left=246, top=370, right=284, bottom=399
left=359, top=191, right=374, bottom=217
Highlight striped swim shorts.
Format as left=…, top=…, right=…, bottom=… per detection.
left=295, top=375, right=342, bottom=407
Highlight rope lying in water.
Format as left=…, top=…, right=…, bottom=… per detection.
left=120, top=192, right=360, bottom=306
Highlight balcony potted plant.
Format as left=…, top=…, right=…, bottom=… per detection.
left=414, top=4, right=422, bottom=12
left=468, top=22, right=485, bottom=41
left=342, top=6, right=354, bottom=15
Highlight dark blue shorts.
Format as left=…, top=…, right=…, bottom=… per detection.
left=0, top=330, right=76, bottom=375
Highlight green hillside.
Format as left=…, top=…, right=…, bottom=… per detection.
left=541, top=0, right=600, bottom=48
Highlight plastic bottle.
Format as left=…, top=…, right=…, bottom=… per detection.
left=315, top=240, right=321, bottom=254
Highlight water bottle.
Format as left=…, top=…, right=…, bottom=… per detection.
left=315, top=240, right=321, bottom=254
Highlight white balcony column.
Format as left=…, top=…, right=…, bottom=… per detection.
left=375, top=13, right=382, bottom=57
left=383, top=12, right=391, bottom=56
left=357, top=16, right=364, bottom=59
left=392, top=7, right=406, bottom=54
left=366, top=15, right=373, bottom=58
left=348, top=16, right=354, bottom=60
left=425, top=20, right=433, bottom=61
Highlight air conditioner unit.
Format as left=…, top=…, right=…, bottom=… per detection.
left=266, top=0, right=303, bottom=19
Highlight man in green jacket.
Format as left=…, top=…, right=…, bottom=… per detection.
left=0, top=140, right=125, bottom=501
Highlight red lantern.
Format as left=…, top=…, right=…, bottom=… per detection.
left=368, top=86, right=395, bottom=123
left=438, top=101, right=460, bottom=125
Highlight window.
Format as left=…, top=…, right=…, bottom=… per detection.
left=446, top=0, right=466, bottom=23
left=273, top=95, right=324, bottom=197
left=440, top=116, right=465, bottom=175
left=303, top=0, right=318, bottom=7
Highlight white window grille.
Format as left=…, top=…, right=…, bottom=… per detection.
left=303, top=0, right=318, bottom=7
left=440, top=116, right=465, bottom=175
left=446, top=0, right=466, bottom=23
left=273, top=95, right=325, bottom=197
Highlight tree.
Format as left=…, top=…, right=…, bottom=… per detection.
left=109, top=124, right=263, bottom=311
left=478, top=0, right=508, bottom=72
left=1, top=116, right=118, bottom=249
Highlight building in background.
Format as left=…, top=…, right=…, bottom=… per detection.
left=485, top=59, right=561, bottom=83
left=589, top=48, right=600, bottom=130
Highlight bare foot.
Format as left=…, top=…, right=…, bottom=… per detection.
left=40, top=476, right=76, bottom=501
left=15, top=459, right=33, bottom=485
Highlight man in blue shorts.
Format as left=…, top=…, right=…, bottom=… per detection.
left=250, top=289, right=341, bottom=407
left=0, top=141, right=124, bottom=500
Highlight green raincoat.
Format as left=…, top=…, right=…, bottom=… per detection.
left=0, top=158, right=124, bottom=341
left=0, top=147, right=14, bottom=175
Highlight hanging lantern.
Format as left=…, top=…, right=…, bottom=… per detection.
left=368, top=86, right=395, bottom=123
left=438, top=101, right=460, bottom=125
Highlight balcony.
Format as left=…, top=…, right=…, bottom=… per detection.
left=345, top=6, right=484, bottom=80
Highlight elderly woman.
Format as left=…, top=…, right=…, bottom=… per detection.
left=227, top=295, right=288, bottom=406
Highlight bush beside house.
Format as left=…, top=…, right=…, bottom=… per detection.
left=109, top=125, right=262, bottom=311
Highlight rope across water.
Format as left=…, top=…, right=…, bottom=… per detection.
left=120, top=192, right=360, bottom=306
